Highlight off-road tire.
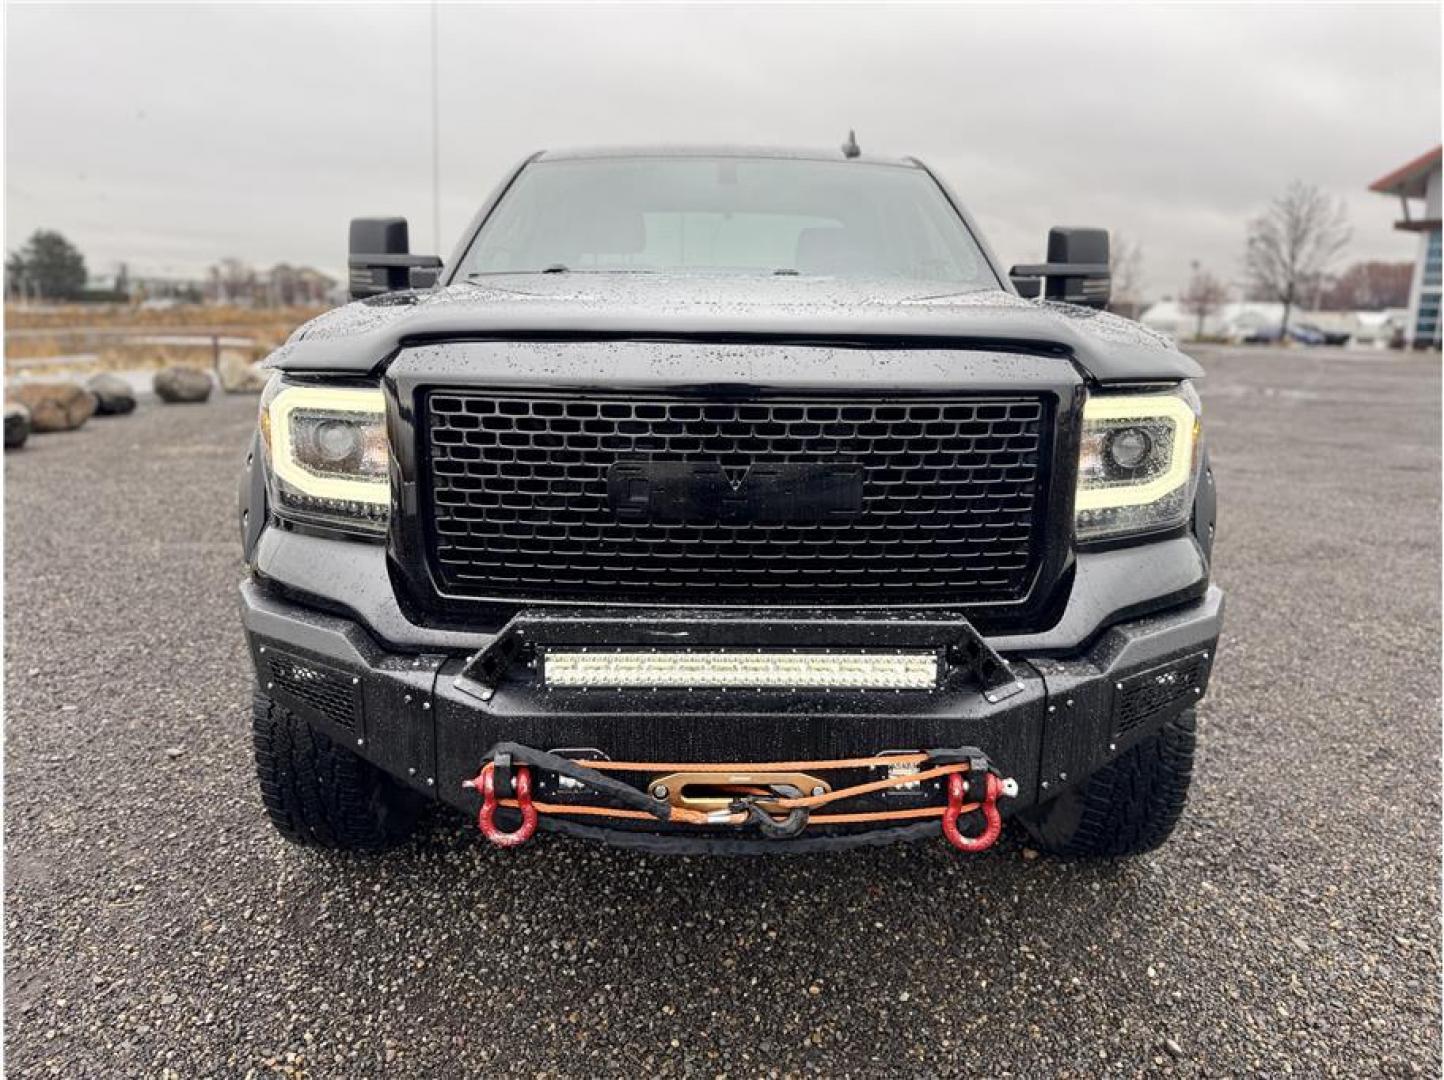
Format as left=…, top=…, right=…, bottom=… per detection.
left=252, top=689, right=424, bottom=851
left=1021, top=708, right=1196, bottom=858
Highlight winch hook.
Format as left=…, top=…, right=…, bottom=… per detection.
left=732, top=785, right=809, bottom=839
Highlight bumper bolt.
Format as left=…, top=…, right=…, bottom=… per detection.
left=652, top=785, right=669, bottom=800
left=810, top=785, right=826, bottom=797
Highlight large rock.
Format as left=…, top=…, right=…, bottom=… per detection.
left=217, top=350, right=269, bottom=394
left=153, top=366, right=214, bottom=404
left=5, top=403, right=31, bottom=450
left=87, top=373, right=137, bottom=416
left=7, top=380, right=97, bottom=433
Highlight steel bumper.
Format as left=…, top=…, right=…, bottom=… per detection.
left=241, top=577, right=1222, bottom=847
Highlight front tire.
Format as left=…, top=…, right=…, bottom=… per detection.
left=251, top=689, right=424, bottom=851
left=1021, top=708, right=1197, bottom=858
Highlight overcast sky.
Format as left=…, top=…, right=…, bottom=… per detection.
left=5, top=3, right=1440, bottom=297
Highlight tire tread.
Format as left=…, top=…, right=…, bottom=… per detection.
left=251, top=689, right=420, bottom=851
left=1024, top=708, right=1196, bottom=858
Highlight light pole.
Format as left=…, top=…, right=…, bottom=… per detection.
left=431, top=0, right=441, bottom=254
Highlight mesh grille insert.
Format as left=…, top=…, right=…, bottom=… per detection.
left=422, top=390, right=1050, bottom=605
left=1114, top=654, right=1206, bottom=735
left=267, top=653, right=360, bottom=731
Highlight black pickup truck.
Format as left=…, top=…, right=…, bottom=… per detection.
left=239, top=145, right=1221, bottom=857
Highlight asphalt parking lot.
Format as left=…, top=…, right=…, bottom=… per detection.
left=4, top=346, right=1440, bottom=1077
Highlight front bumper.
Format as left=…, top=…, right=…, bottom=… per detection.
left=241, top=578, right=1223, bottom=850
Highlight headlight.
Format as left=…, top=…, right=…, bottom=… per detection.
left=1075, top=384, right=1201, bottom=543
left=259, top=381, right=390, bottom=535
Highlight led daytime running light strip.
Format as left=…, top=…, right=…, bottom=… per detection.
left=266, top=385, right=389, bottom=507
left=1075, top=393, right=1197, bottom=512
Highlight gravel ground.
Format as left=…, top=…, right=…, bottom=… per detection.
left=5, top=347, right=1440, bottom=1078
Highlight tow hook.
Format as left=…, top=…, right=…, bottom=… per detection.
left=941, top=769, right=1017, bottom=854
left=732, top=785, right=809, bottom=839
left=464, top=760, right=538, bottom=848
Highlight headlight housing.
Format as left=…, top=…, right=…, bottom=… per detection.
left=1075, top=384, right=1201, bottom=543
left=259, top=380, right=390, bottom=536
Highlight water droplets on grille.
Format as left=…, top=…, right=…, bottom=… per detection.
left=421, top=391, right=1049, bottom=605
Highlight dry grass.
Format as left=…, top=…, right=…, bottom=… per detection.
left=4, top=304, right=328, bottom=377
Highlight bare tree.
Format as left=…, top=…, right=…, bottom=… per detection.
left=1318, top=260, right=1414, bottom=311
left=1108, top=234, right=1145, bottom=319
left=1181, top=263, right=1230, bottom=340
left=1244, top=181, right=1350, bottom=337
left=208, top=257, right=257, bottom=305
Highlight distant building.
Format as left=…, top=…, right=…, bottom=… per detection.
left=204, top=261, right=339, bottom=307
left=1368, top=146, right=1441, bottom=349
left=263, top=263, right=339, bottom=307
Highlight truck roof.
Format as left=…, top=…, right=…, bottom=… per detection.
left=534, top=144, right=923, bottom=168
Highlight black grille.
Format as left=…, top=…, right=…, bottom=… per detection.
left=421, top=390, right=1050, bottom=606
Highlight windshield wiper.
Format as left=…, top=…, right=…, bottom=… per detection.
left=465, top=266, right=666, bottom=278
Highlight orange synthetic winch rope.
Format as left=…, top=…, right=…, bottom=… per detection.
left=579, top=752, right=936, bottom=773
left=469, top=750, right=1011, bottom=849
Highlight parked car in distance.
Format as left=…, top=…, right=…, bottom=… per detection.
left=1294, top=322, right=1352, bottom=346
left=1242, top=322, right=1345, bottom=346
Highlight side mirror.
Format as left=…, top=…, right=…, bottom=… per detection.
left=1009, top=227, right=1111, bottom=309
left=347, top=217, right=443, bottom=300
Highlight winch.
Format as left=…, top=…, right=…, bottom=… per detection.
left=463, top=743, right=1018, bottom=854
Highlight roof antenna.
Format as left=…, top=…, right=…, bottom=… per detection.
left=841, top=129, right=860, bottom=159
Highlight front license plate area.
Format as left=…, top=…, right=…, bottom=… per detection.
left=607, top=461, right=864, bottom=525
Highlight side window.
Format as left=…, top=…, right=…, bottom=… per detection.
left=471, top=184, right=535, bottom=272
left=885, top=196, right=975, bottom=283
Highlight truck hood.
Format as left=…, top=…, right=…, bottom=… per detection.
left=268, top=273, right=1200, bottom=383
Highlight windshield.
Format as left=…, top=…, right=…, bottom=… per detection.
left=456, top=156, right=997, bottom=288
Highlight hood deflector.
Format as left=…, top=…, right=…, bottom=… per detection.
left=266, top=280, right=1202, bottom=384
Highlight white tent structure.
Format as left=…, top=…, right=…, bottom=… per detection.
left=1139, top=301, right=1407, bottom=347
left=1141, top=301, right=1288, bottom=341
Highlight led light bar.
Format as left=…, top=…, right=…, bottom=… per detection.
left=543, top=650, right=939, bottom=690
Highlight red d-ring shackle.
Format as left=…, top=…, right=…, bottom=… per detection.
left=942, top=770, right=1003, bottom=853
left=466, top=761, right=538, bottom=848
